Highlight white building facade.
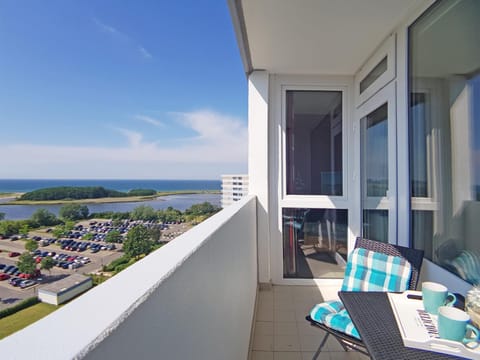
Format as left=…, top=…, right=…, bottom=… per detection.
left=231, top=0, right=479, bottom=293
left=221, top=174, right=249, bottom=208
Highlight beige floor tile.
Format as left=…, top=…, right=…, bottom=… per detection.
left=274, top=321, right=298, bottom=335
left=259, top=299, right=274, bottom=309
left=257, top=304, right=274, bottom=321
left=295, top=308, right=311, bottom=321
left=301, top=351, right=328, bottom=360
left=355, top=352, right=370, bottom=360
left=325, top=336, right=345, bottom=352
left=251, top=351, right=274, bottom=360
left=295, top=300, right=315, bottom=312
left=274, top=298, right=295, bottom=310
left=311, top=287, right=324, bottom=301
left=259, top=290, right=274, bottom=299
left=274, top=286, right=293, bottom=294
left=296, top=321, right=322, bottom=336
left=274, top=309, right=296, bottom=322
left=299, top=334, right=323, bottom=352
left=273, top=351, right=302, bottom=360
left=255, top=321, right=274, bottom=336
left=251, top=286, right=365, bottom=360
left=274, top=292, right=294, bottom=303
left=253, top=334, right=274, bottom=351
left=292, top=287, right=314, bottom=298
left=328, top=351, right=361, bottom=360
left=274, top=334, right=301, bottom=351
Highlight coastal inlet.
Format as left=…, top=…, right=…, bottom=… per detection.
left=0, top=193, right=221, bottom=221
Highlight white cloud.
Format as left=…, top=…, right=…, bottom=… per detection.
left=92, top=18, right=121, bottom=36
left=174, top=109, right=247, bottom=144
left=93, top=18, right=153, bottom=60
left=1, top=110, right=247, bottom=179
left=114, top=128, right=144, bottom=147
left=138, top=46, right=153, bottom=59
left=134, top=115, right=163, bottom=127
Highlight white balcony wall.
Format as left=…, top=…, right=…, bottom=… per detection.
left=0, top=195, right=258, bottom=360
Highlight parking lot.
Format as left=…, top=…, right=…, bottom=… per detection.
left=0, top=236, right=122, bottom=310
left=0, top=218, right=193, bottom=310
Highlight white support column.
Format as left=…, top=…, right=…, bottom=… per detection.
left=248, top=70, right=271, bottom=285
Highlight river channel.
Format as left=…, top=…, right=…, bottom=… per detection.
left=0, top=193, right=221, bottom=220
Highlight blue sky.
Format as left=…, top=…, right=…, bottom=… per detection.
left=0, top=0, right=247, bottom=179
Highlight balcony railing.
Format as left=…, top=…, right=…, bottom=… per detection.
left=0, top=195, right=258, bottom=360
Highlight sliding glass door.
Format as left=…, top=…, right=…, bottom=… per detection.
left=357, top=83, right=397, bottom=243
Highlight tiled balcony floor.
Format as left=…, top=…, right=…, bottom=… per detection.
left=250, top=285, right=370, bottom=360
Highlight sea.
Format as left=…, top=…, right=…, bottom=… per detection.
left=0, top=179, right=221, bottom=221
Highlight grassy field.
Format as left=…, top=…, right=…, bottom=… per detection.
left=0, top=302, right=58, bottom=339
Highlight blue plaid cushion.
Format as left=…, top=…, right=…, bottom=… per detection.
left=310, top=300, right=344, bottom=322
left=341, top=248, right=412, bottom=292
left=309, top=248, right=412, bottom=340
left=309, top=301, right=360, bottom=339
left=324, top=309, right=361, bottom=339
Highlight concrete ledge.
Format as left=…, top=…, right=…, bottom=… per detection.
left=0, top=195, right=258, bottom=360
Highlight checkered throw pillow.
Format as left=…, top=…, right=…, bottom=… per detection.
left=309, top=248, right=411, bottom=340
left=310, top=300, right=344, bottom=322
left=341, top=248, right=412, bottom=292
left=310, top=301, right=361, bottom=339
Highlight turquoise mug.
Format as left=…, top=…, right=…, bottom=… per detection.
left=422, top=282, right=456, bottom=315
left=438, top=306, right=480, bottom=349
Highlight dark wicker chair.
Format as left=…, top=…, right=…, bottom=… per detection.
left=306, top=237, right=424, bottom=359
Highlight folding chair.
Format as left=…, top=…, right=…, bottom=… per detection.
left=305, top=237, right=424, bottom=359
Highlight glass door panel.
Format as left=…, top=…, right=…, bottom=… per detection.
left=360, top=96, right=395, bottom=243
left=283, top=208, right=348, bottom=278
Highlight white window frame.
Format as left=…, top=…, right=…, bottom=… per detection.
left=269, top=75, right=354, bottom=285
left=355, top=81, right=398, bottom=244
left=280, top=84, right=350, bottom=205
left=355, top=34, right=396, bottom=107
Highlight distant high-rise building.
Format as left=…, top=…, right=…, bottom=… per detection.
left=221, top=175, right=249, bottom=208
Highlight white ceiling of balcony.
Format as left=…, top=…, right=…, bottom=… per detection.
left=235, top=0, right=422, bottom=75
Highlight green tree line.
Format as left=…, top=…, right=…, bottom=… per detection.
left=19, top=186, right=157, bottom=201
left=0, top=202, right=220, bottom=237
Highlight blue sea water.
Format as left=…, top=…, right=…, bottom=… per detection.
left=0, top=179, right=222, bottom=220
left=0, top=179, right=221, bottom=193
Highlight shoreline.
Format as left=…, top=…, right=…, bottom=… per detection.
left=0, top=190, right=220, bottom=205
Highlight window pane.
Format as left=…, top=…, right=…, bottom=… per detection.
left=411, top=210, right=433, bottom=259
left=363, top=210, right=388, bottom=243
left=282, top=208, right=347, bottom=279
left=362, top=104, right=388, bottom=197
left=410, top=93, right=429, bottom=197
left=409, top=0, right=480, bottom=285
left=360, top=56, right=388, bottom=93
left=286, top=91, right=343, bottom=195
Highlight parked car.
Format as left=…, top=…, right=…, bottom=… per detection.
left=6, top=266, right=18, bottom=275
left=0, top=273, right=10, bottom=280
left=4, top=265, right=15, bottom=273
left=9, top=277, right=23, bottom=286
left=8, top=252, right=20, bottom=257
left=20, top=280, right=36, bottom=288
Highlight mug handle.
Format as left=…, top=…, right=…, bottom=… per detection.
left=463, top=324, right=480, bottom=349
left=445, top=292, right=456, bottom=307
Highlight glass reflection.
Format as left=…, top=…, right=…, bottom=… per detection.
left=409, top=0, right=480, bottom=284
left=283, top=208, right=348, bottom=279
left=286, top=90, right=343, bottom=196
